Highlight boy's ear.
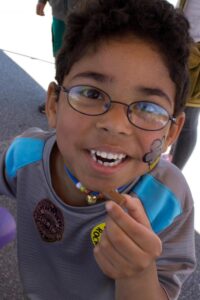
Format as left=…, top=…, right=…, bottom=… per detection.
left=46, top=82, right=59, bottom=128
left=163, top=111, right=185, bottom=152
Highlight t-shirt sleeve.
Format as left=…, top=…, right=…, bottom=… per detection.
left=157, top=200, right=196, bottom=300
left=0, top=148, right=17, bottom=198
left=0, top=128, right=46, bottom=198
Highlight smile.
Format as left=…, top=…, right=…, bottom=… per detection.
left=90, top=150, right=127, bottom=167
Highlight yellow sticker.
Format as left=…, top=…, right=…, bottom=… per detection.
left=91, top=223, right=106, bottom=246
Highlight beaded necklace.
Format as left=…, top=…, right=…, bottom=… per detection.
left=64, top=166, right=131, bottom=205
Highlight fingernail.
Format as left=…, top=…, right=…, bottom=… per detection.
left=105, top=201, right=113, bottom=212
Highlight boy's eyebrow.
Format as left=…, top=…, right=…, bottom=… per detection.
left=136, top=87, right=172, bottom=104
left=71, top=71, right=113, bottom=83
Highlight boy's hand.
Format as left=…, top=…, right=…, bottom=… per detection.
left=93, top=195, right=162, bottom=279
left=36, top=3, right=46, bottom=16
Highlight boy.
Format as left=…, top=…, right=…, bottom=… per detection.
left=0, top=0, right=196, bottom=299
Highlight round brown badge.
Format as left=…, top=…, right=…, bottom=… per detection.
left=33, top=199, right=64, bottom=242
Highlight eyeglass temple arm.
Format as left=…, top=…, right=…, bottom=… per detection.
left=58, top=85, right=70, bottom=93
left=170, top=116, right=177, bottom=123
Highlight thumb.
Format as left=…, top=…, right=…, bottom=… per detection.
left=103, top=190, right=150, bottom=229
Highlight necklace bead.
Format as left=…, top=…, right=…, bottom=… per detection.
left=86, top=195, right=97, bottom=205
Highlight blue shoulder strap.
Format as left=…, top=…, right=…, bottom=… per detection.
left=5, top=137, right=45, bottom=178
left=132, top=174, right=182, bottom=233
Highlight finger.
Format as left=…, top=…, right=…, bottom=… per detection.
left=94, top=242, right=121, bottom=279
left=103, top=189, right=126, bottom=206
left=39, top=9, right=45, bottom=16
left=36, top=10, right=44, bottom=16
left=94, top=228, right=140, bottom=278
left=102, top=217, right=152, bottom=271
left=105, top=201, right=162, bottom=256
left=103, top=190, right=150, bottom=228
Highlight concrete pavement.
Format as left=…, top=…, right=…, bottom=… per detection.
left=0, top=0, right=199, bottom=299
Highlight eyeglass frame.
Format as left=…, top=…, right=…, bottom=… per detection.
left=58, top=84, right=176, bottom=131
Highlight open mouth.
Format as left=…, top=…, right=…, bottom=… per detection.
left=90, top=150, right=127, bottom=167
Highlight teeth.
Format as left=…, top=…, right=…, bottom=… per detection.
left=90, top=150, right=126, bottom=167
left=91, top=150, right=97, bottom=162
left=92, top=150, right=126, bottom=160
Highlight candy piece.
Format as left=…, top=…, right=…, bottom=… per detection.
left=0, top=207, right=16, bottom=249
left=103, top=189, right=126, bottom=206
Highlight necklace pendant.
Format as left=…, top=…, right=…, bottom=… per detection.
left=86, top=194, right=97, bottom=205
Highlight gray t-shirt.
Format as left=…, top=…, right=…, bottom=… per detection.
left=39, top=0, right=69, bottom=21
left=0, top=128, right=196, bottom=300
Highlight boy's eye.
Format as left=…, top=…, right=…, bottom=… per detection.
left=134, top=102, right=156, bottom=112
left=67, top=86, right=109, bottom=115
left=129, top=101, right=169, bottom=129
left=132, top=102, right=167, bottom=115
left=76, top=86, right=104, bottom=100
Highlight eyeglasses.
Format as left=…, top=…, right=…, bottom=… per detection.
left=59, top=85, right=176, bottom=131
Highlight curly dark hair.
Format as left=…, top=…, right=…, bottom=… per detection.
left=55, top=0, right=192, bottom=115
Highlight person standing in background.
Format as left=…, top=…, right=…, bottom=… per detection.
left=36, top=0, right=68, bottom=57
left=170, top=0, right=200, bottom=169
left=36, top=0, right=69, bottom=113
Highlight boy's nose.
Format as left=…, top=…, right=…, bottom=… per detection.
left=96, top=103, right=133, bottom=135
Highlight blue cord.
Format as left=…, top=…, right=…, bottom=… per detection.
left=64, top=166, right=131, bottom=196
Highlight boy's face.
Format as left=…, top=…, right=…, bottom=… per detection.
left=47, top=36, right=184, bottom=192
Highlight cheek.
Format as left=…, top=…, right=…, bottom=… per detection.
left=55, top=109, right=91, bottom=158
left=56, top=102, right=83, bottom=137
left=55, top=111, right=77, bottom=153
